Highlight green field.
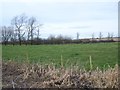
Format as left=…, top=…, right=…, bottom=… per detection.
left=2, top=42, right=118, bottom=69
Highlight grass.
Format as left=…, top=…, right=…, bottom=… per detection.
left=2, top=42, right=118, bottom=69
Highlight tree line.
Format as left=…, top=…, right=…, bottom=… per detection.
left=0, top=14, right=117, bottom=45
left=1, top=14, right=42, bottom=45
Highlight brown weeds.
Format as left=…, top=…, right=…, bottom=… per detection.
left=2, top=61, right=118, bottom=88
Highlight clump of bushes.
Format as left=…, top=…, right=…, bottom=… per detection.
left=2, top=61, right=118, bottom=88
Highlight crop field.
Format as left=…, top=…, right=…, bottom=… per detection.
left=2, top=42, right=118, bottom=69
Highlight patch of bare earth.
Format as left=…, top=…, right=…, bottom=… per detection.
left=2, top=61, right=119, bottom=88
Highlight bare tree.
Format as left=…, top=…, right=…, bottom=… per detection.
left=36, top=28, right=40, bottom=40
left=76, top=32, right=79, bottom=40
left=48, top=34, right=55, bottom=41
left=107, top=32, right=111, bottom=41
left=92, top=33, right=95, bottom=41
left=35, top=24, right=43, bottom=40
left=27, top=17, right=38, bottom=45
left=56, top=34, right=64, bottom=41
left=35, top=25, right=42, bottom=45
left=36, top=26, right=41, bottom=40
left=64, top=36, right=72, bottom=40
left=11, top=14, right=27, bottom=45
left=99, top=32, right=103, bottom=41
left=107, top=32, right=114, bottom=41
left=1, top=26, right=13, bottom=45
left=110, top=33, right=114, bottom=41
left=10, top=29, right=18, bottom=45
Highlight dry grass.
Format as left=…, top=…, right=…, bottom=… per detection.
left=2, top=60, right=119, bottom=88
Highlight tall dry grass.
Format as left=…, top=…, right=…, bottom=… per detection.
left=2, top=60, right=119, bottom=88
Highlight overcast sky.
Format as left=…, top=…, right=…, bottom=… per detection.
left=0, top=0, right=119, bottom=39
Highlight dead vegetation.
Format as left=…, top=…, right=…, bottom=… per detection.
left=2, top=61, right=119, bottom=88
